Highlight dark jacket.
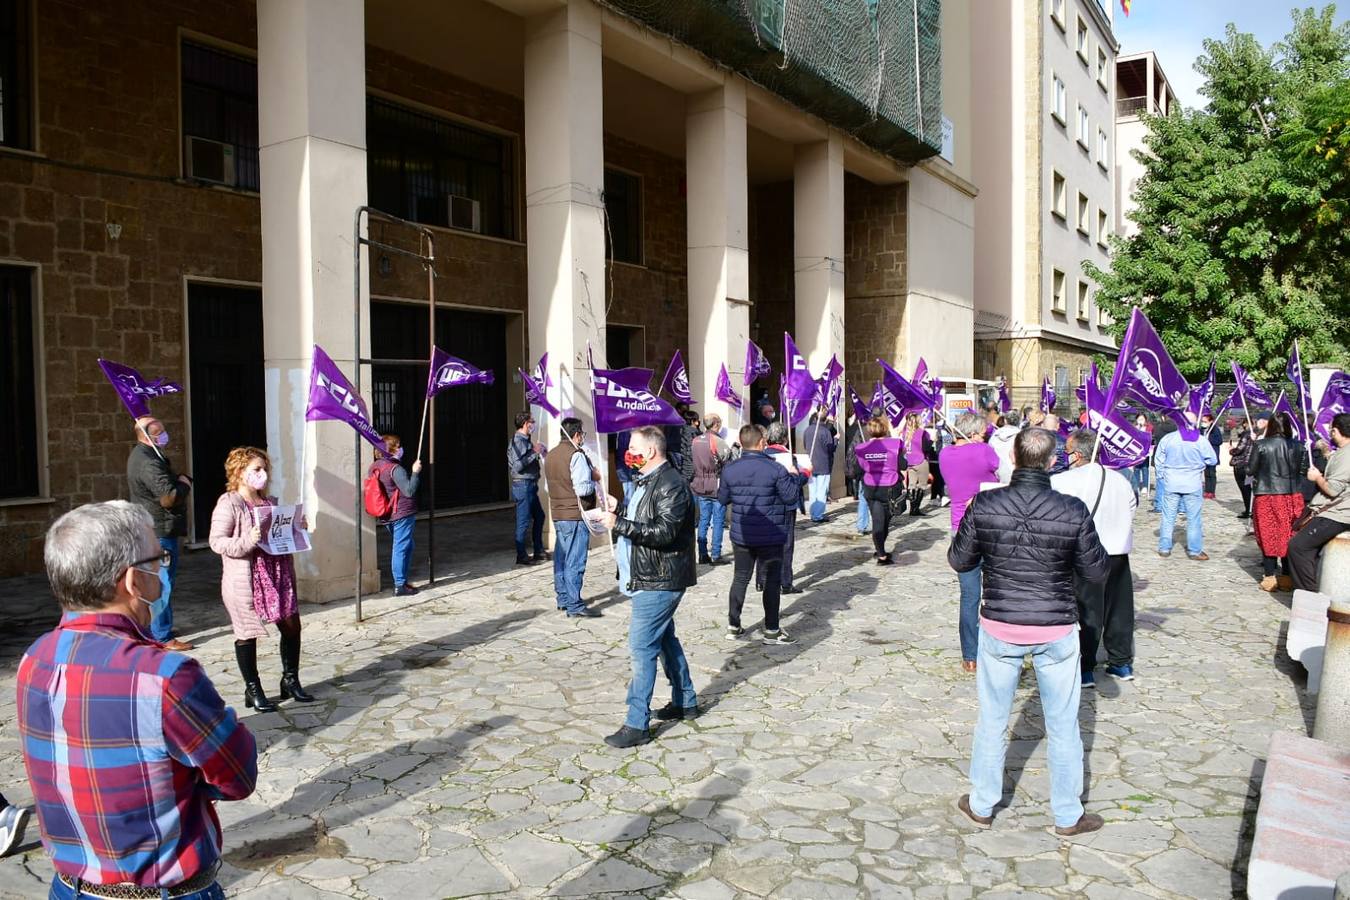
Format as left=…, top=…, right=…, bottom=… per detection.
left=507, top=432, right=541, bottom=481
left=802, top=421, right=837, bottom=475
left=678, top=425, right=699, bottom=481
left=717, top=450, right=802, bottom=546
left=1249, top=437, right=1309, bottom=496
left=1151, top=418, right=1178, bottom=464
left=1230, top=429, right=1253, bottom=469
left=690, top=432, right=731, bottom=498
left=948, top=468, right=1109, bottom=627
left=127, top=444, right=189, bottom=538
left=371, top=458, right=420, bottom=521
left=613, top=462, right=697, bottom=592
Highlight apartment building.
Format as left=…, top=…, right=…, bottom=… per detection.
left=1114, top=51, right=1178, bottom=237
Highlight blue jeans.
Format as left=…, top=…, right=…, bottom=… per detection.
left=1151, top=470, right=1166, bottom=512
left=50, top=875, right=225, bottom=900
left=624, top=589, right=698, bottom=729
left=1158, top=488, right=1204, bottom=555
left=696, top=496, right=726, bottom=559
left=969, top=628, right=1084, bottom=828
left=150, top=537, right=178, bottom=641
left=1131, top=462, right=1149, bottom=496
left=553, top=520, right=589, bottom=612
left=957, top=563, right=982, bottom=662
left=856, top=488, right=871, bottom=533
left=385, top=514, right=416, bottom=589
left=808, top=473, right=831, bottom=521
left=511, top=480, right=545, bottom=558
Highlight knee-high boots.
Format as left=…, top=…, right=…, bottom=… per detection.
left=278, top=631, right=315, bottom=703
left=235, top=640, right=277, bottom=712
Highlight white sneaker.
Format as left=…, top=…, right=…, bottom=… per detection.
left=726, top=626, right=744, bottom=641
left=0, top=804, right=30, bottom=858
left=762, top=629, right=796, bottom=646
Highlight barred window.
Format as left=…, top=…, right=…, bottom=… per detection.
left=181, top=41, right=261, bottom=191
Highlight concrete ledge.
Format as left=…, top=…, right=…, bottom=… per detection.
left=1320, top=534, right=1350, bottom=601
left=1249, top=731, right=1350, bottom=899
left=1290, top=589, right=1332, bottom=694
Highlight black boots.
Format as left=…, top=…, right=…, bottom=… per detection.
left=235, top=641, right=277, bottom=712
left=908, top=489, right=924, bottom=516
left=278, top=632, right=315, bottom=703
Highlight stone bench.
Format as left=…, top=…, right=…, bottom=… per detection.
left=1248, top=732, right=1350, bottom=899
left=1289, top=590, right=1332, bottom=694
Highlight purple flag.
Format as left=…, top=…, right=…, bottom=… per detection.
left=1040, top=377, right=1057, bottom=414
left=913, top=358, right=928, bottom=386
left=814, top=355, right=844, bottom=411
left=1084, top=374, right=1151, bottom=468
left=520, top=367, right=560, bottom=419
left=1231, top=361, right=1274, bottom=409
left=997, top=379, right=1012, bottom=413
left=534, top=352, right=554, bottom=390
left=782, top=334, right=817, bottom=426
left=658, top=350, right=693, bottom=404
left=1214, top=388, right=1239, bottom=419
left=1314, top=371, right=1350, bottom=441
left=591, top=365, right=683, bottom=433
left=1287, top=340, right=1312, bottom=422
left=715, top=364, right=742, bottom=410
left=877, top=359, right=934, bottom=426
left=1186, top=360, right=1216, bottom=422
left=848, top=383, right=871, bottom=421
left=1273, top=391, right=1309, bottom=442
left=1108, top=307, right=1197, bottom=438
left=97, top=358, right=182, bottom=420
left=306, top=345, right=385, bottom=451
left=427, top=346, right=494, bottom=397
left=744, top=340, right=770, bottom=386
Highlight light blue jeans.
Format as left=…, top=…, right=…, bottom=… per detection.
left=695, top=496, right=726, bottom=560
left=1130, top=462, right=1149, bottom=496
left=969, top=628, right=1084, bottom=827
left=1151, top=470, right=1166, bottom=512
left=150, top=536, right=178, bottom=641
left=957, top=563, right=982, bottom=662
left=385, top=514, right=416, bottom=589
left=1158, top=488, right=1204, bottom=556
left=808, top=473, right=832, bottom=521
left=553, top=520, right=590, bottom=613
left=856, top=488, right=871, bottom=533
left=624, top=589, right=698, bottom=729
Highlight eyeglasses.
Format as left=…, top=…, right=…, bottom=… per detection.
left=129, top=550, right=172, bottom=573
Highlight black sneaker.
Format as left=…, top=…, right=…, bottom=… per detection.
left=725, top=625, right=744, bottom=641
left=567, top=607, right=602, bottom=618
left=698, top=553, right=712, bottom=565
left=762, top=629, right=796, bottom=646
left=516, top=556, right=538, bottom=566
left=533, top=551, right=552, bottom=562
left=604, top=725, right=651, bottom=748
left=781, top=586, right=802, bottom=595
left=709, top=556, right=724, bottom=565
left=654, top=703, right=700, bottom=721
left=394, top=584, right=420, bottom=597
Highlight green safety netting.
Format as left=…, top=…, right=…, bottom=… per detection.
left=601, top=0, right=943, bottom=164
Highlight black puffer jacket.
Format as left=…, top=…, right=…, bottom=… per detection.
left=948, top=468, right=1109, bottom=626
left=1249, top=437, right=1308, bottom=496
left=613, top=462, right=697, bottom=592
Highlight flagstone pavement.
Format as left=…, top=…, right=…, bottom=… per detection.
left=0, top=477, right=1314, bottom=899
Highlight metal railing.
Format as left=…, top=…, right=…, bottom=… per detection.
left=1116, top=96, right=1150, bottom=117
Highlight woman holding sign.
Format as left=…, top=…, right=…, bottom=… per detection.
left=209, top=446, right=314, bottom=713
left=854, top=417, right=907, bottom=565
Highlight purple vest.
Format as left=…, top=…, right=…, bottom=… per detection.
left=856, top=438, right=903, bottom=487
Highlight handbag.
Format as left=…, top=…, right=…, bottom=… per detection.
left=1293, top=494, right=1346, bottom=534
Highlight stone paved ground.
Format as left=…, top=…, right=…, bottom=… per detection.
left=0, top=477, right=1315, bottom=899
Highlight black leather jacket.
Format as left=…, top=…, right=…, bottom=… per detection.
left=948, top=468, right=1109, bottom=627
left=613, top=462, right=697, bottom=592
left=1249, top=437, right=1309, bottom=496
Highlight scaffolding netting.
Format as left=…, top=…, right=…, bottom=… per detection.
left=601, top=0, right=943, bottom=164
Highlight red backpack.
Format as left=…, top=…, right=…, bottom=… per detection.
left=363, top=461, right=401, bottom=519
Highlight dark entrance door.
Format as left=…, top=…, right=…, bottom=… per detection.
left=187, top=283, right=265, bottom=541
left=370, top=302, right=508, bottom=509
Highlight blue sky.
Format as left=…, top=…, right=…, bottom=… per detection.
left=1113, top=1, right=1350, bottom=109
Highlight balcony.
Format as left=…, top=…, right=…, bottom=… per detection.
left=1116, top=96, right=1150, bottom=118
left=600, top=0, right=943, bottom=164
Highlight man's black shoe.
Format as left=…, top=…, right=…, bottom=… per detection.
left=604, top=725, right=651, bottom=748
left=781, top=586, right=803, bottom=595
left=567, top=607, right=603, bottom=618
left=516, top=556, right=538, bottom=566
left=533, top=551, right=552, bottom=562
left=698, top=553, right=712, bottom=565
left=709, top=557, right=724, bottom=566
left=655, top=702, right=700, bottom=721
left=394, top=584, right=419, bottom=597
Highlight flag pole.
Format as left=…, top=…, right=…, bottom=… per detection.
left=1088, top=382, right=1103, bottom=465
left=414, top=392, right=431, bottom=462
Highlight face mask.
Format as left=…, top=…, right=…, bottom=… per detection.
left=393, top=447, right=404, bottom=461
left=244, top=469, right=268, bottom=491
left=155, top=430, right=170, bottom=448
left=624, top=450, right=647, bottom=471
left=526, top=422, right=535, bottom=435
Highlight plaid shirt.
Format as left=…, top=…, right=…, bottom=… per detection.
left=17, top=612, right=257, bottom=887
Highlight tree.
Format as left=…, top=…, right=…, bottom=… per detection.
left=1087, top=6, right=1350, bottom=381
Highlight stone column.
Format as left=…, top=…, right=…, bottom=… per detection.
left=524, top=2, right=608, bottom=494
left=258, top=0, right=376, bottom=602
left=687, top=81, right=751, bottom=424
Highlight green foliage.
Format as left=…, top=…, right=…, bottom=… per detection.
left=1087, top=5, right=1350, bottom=380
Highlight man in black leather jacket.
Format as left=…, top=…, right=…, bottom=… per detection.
left=949, top=427, right=1109, bottom=837
left=598, top=425, right=699, bottom=748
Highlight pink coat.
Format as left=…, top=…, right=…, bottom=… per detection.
left=208, top=491, right=268, bottom=640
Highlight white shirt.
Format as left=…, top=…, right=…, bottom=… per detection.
left=1052, top=462, right=1137, bottom=555
left=988, top=425, right=1020, bottom=484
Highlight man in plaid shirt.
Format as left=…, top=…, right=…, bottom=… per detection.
left=17, top=501, right=257, bottom=899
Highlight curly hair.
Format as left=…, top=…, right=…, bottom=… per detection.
left=224, top=446, right=270, bottom=492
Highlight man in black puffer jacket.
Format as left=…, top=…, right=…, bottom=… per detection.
left=949, top=427, right=1109, bottom=838
left=599, top=425, right=699, bottom=748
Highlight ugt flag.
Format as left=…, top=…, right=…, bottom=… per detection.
left=591, top=364, right=683, bottom=433
left=658, top=350, right=693, bottom=404
left=744, top=340, right=771, bottom=386
left=1314, top=371, right=1350, bottom=441
left=427, top=346, right=494, bottom=397
left=97, top=359, right=182, bottom=420
left=1084, top=370, right=1151, bottom=468
left=1231, top=361, right=1274, bottom=409
left=306, top=345, right=385, bottom=451
left=1272, top=391, right=1309, bottom=443
left=519, top=366, right=560, bottom=419
left=782, top=334, right=817, bottom=426
left=715, top=364, right=742, bottom=410
left=1108, top=307, right=1196, bottom=438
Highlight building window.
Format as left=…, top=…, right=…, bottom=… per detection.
left=1097, top=48, right=1108, bottom=88
left=0, top=0, right=33, bottom=150
left=1078, top=105, right=1090, bottom=148
left=0, top=265, right=38, bottom=498
left=1052, top=170, right=1067, bottom=219
left=1098, top=208, right=1109, bottom=246
left=1098, top=127, right=1109, bottom=168
left=1055, top=365, right=1069, bottom=402
left=1052, top=269, right=1066, bottom=312
left=1051, top=74, right=1067, bottom=123
left=181, top=41, right=260, bottom=191
left=604, top=167, right=642, bottom=265
left=1077, top=192, right=1090, bottom=233
left=1050, top=0, right=1065, bottom=30
left=1077, top=281, right=1090, bottom=320
left=367, top=97, right=517, bottom=240
left=1076, top=17, right=1089, bottom=62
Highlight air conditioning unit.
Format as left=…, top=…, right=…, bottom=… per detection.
left=185, top=136, right=236, bottom=187
left=447, top=194, right=481, bottom=233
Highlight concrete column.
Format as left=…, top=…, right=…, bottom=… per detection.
left=524, top=1, right=607, bottom=460
left=687, top=81, right=750, bottom=423
left=258, top=0, right=375, bottom=602
left=793, top=135, right=846, bottom=382
left=1314, top=598, right=1350, bottom=746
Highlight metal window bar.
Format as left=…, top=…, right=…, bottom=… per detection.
left=352, top=205, right=437, bottom=622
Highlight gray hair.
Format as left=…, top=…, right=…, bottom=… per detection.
left=1014, top=427, right=1058, bottom=471
left=702, top=413, right=722, bottom=431
left=1067, top=429, right=1096, bottom=458
left=1003, top=409, right=1021, bottom=427
left=954, top=412, right=984, bottom=438
left=45, top=501, right=154, bottom=611
left=766, top=422, right=789, bottom=445
left=631, top=425, right=667, bottom=456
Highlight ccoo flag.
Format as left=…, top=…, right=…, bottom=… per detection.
left=1108, top=307, right=1197, bottom=438
left=1040, top=377, right=1057, bottom=414
left=658, top=350, right=693, bottom=404
left=1186, top=360, right=1217, bottom=422
left=715, top=363, right=742, bottom=410
left=427, top=346, right=494, bottom=397
left=782, top=333, right=818, bottom=426
left=306, top=345, right=386, bottom=451
left=1231, top=361, right=1274, bottom=409
left=1272, top=391, right=1309, bottom=443
left=997, top=379, right=1012, bottom=414
left=744, top=340, right=771, bottom=386
left=848, top=383, right=872, bottom=422
left=877, top=358, right=935, bottom=426
left=1314, top=371, right=1350, bottom=441
left=1084, top=373, right=1151, bottom=468
left=97, top=358, right=182, bottom=420
left=520, top=366, right=560, bottom=419
left=591, top=364, right=683, bottom=433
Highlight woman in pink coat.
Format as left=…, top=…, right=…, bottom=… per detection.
left=209, top=446, right=313, bottom=712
